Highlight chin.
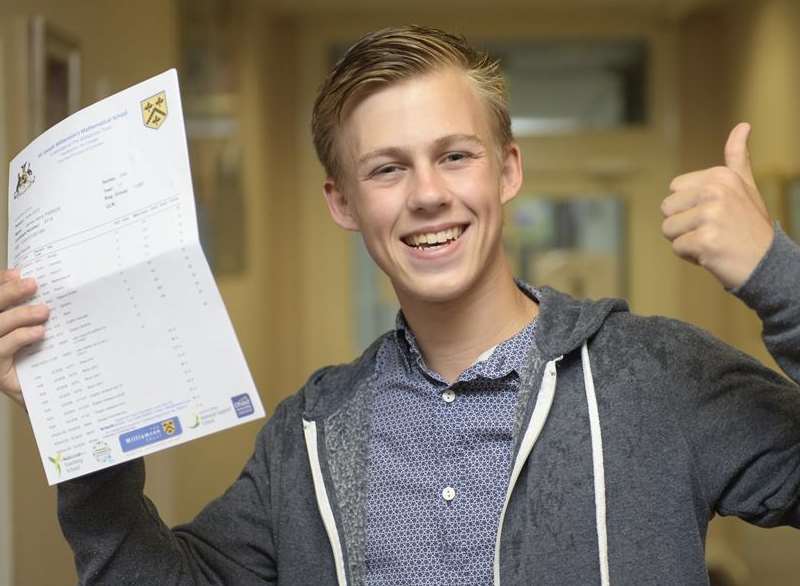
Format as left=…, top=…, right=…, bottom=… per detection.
left=394, top=270, right=478, bottom=305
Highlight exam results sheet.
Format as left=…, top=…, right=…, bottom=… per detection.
left=7, top=70, right=264, bottom=485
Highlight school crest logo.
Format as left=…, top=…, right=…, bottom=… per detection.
left=141, top=90, right=168, bottom=129
left=161, top=418, right=177, bottom=435
left=91, top=441, right=113, bottom=464
left=14, top=162, right=35, bottom=199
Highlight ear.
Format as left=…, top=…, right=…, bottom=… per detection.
left=499, top=142, right=524, bottom=205
left=323, top=177, right=360, bottom=231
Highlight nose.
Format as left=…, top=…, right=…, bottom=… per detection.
left=407, top=164, right=451, bottom=213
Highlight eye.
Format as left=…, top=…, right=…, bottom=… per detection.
left=367, top=163, right=404, bottom=180
left=442, top=151, right=472, bottom=164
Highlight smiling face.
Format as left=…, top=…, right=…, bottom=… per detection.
left=323, top=68, right=523, bottom=305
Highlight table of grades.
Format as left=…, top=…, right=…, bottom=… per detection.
left=8, top=70, right=264, bottom=485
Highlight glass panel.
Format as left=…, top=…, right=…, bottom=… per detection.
left=483, top=40, right=648, bottom=135
left=504, top=195, right=627, bottom=298
left=177, top=0, right=246, bottom=275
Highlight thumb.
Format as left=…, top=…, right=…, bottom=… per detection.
left=725, top=122, right=755, bottom=187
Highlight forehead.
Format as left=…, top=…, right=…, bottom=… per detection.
left=338, top=69, right=494, bottom=163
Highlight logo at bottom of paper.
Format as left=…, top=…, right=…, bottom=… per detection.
left=92, top=441, right=114, bottom=464
left=118, top=416, right=183, bottom=453
left=231, top=394, right=255, bottom=418
left=48, top=452, right=64, bottom=476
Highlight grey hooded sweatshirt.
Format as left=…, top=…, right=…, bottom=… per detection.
left=58, top=228, right=800, bottom=585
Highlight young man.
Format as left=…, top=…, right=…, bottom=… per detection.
left=2, top=25, right=799, bottom=585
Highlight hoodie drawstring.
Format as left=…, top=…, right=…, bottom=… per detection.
left=495, top=346, right=610, bottom=585
left=582, top=341, right=610, bottom=585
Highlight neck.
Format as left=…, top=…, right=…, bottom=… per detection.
left=396, top=256, right=538, bottom=383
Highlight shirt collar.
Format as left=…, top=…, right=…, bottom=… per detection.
left=393, top=281, right=540, bottom=384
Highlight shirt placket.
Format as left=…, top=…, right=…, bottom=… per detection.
left=433, top=377, right=467, bottom=577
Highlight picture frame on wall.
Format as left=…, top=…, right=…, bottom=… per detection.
left=29, top=16, right=81, bottom=136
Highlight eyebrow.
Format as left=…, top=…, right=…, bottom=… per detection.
left=356, top=134, right=486, bottom=167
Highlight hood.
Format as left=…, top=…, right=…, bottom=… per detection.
left=531, top=286, right=629, bottom=360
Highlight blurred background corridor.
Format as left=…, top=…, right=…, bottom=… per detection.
left=2, top=0, right=800, bottom=583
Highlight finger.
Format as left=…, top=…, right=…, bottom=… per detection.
left=0, top=304, right=49, bottom=338
left=0, top=277, right=37, bottom=311
left=0, top=325, right=45, bottom=360
left=661, top=190, right=701, bottom=217
left=670, top=170, right=709, bottom=193
left=662, top=206, right=704, bottom=242
left=671, top=230, right=705, bottom=265
left=670, top=166, right=743, bottom=194
left=724, top=122, right=755, bottom=188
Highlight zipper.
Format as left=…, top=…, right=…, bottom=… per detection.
left=303, top=418, right=348, bottom=586
left=493, top=356, right=563, bottom=586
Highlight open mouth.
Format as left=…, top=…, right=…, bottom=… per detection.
left=401, top=224, right=468, bottom=251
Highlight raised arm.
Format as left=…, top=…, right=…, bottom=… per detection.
left=661, top=124, right=800, bottom=526
left=662, top=122, right=799, bottom=378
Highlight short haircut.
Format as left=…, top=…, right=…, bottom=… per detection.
left=311, top=25, right=513, bottom=180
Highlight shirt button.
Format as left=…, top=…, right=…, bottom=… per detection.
left=442, top=486, right=456, bottom=502
left=441, top=389, right=456, bottom=403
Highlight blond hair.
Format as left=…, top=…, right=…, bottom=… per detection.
left=311, top=25, right=512, bottom=180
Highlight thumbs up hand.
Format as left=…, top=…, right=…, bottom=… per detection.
left=661, top=123, right=774, bottom=289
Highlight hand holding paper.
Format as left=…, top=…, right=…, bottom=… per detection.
left=0, top=270, right=48, bottom=409
left=6, top=70, right=264, bottom=484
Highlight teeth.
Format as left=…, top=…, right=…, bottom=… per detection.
left=405, top=225, right=464, bottom=247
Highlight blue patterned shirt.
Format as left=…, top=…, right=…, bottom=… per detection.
left=364, top=305, right=538, bottom=585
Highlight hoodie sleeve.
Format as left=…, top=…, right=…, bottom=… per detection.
left=57, top=398, right=288, bottom=585
left=667, top=225, right=800, bottom=527
left=732, top=224, right=800, bottom=380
